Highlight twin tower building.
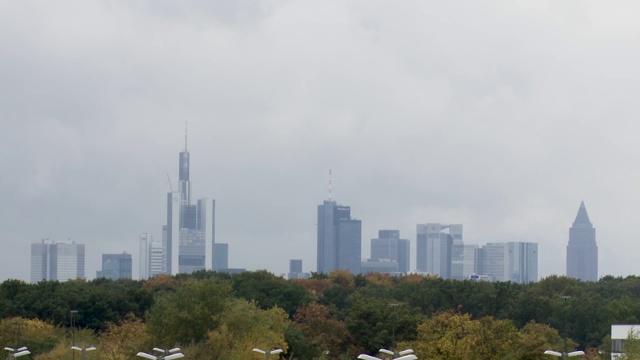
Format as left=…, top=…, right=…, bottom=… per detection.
left=317, top=198, right=599, bottom=283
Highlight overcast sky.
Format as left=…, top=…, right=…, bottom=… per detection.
left=2, top=1, right=640, bottom=281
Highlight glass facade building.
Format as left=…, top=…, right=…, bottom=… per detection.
left=317, top=200, right=362, bottom=274
left=30, top=240, right=85, bottom=282
left=96, top=253, right=132, bottom=280
left=566, top=201, right=598, bottom=282
left=164, top=144, right=216, bottom=275
left=416, top=223, right=457, bottom=279
left=370, top=230, right=410, bottom=274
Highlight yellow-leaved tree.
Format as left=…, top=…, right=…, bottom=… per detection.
left=206, top=299, right=289, bottom=360
left=97, top=314, right=150, bottom=360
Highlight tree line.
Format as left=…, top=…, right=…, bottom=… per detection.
left=1, top=271, right=639, bottom=359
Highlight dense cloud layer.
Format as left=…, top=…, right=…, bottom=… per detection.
left=2, top=1, right=639, bottom=280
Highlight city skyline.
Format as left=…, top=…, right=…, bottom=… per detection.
left=4, top=2, right=640, bottom=281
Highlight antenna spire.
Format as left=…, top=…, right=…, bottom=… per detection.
left=328, top=169, right=332, bottom=201
left=184, top=120, right=188, bottom=151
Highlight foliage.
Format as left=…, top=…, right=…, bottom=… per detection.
left=293, top=302, right=352, bottom=358
left=0, top=317, right=60, bottom=355
left=231, top=270, right=312, bottom=316
left=146, top=278, right=231, bottom=346
left=206, top=299, right=289, bottom=360
left=618, top=329, right=640, bottom=360
left=97, top=314, right=150, bottom=360
left=7, top=271, right=640, bottom=358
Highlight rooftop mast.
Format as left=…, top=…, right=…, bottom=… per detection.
left=328, top=169, right=332, bottom=201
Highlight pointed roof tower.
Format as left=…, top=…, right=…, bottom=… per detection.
left=573, top=201, right=591, bottom=225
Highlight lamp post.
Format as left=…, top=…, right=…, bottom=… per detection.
left=136, top=348, right=183, bottom=360
left=389, top=303, right=399, bottom=348
left=544, top=350, right=585, bottom=360
left=71, top=346, right=96, bottom=360
left=4, top=347, right=31, bottom=359
left=69, top=310, right=78, bottom=360
left=357, top=353, right=417, bottom=360
left=252, top=348, right=283, bottom=359
left=379, top=348, right=415, bottom=359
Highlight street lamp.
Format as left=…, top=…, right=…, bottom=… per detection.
left=71, top=346, right=96, bottom=360
left=252, top=348, right=283, bottom=359
left=136, top=347, right=183, bottom=360
left=357, top=354, right=417, bottom=360
left=4, top=347, right=31, bottom=359
left=544, top=350, right=585, bottom=360
left=380, top=348, right=415, bottom=358
left=70, top=310, right=78, bottom=360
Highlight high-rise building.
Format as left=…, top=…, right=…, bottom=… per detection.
left=30, top=240, right=85, bottom=282
left=477, top=243, right=509, bottom=281
left=317, top=200, right=362, bottom=274
left=476, top=242, right=538, bottom=283
left=508, top=242, right=538, bottom=283
left=163, top=136, right=216, bottom=275
left=149, top=239, right=164, bottom=278
left=213, top=243, right=229, bottom=271
left=288, top=259, right=309, bottom=279
left=566, top=201, right=598, bottom=282
left=31, top=239, right=51, bottom=283
left=96, top=253, right=132, bottom=280
left=139, top=233, right=151, bottom=280
left=370, top=230, right=410, bottom=274
left=416, top=224, right=458, bottom=279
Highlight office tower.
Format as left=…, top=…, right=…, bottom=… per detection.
left=566, top=201, right=598, bottom=282
left=290, top=259, right=302, bottom=273
left=164, top=134, right=216, bottom=275
left=31, top=239, right=51, bottom=283
left=416, top=224, right=458, bottom=279
left=149, top=239, right=165, bottom=278
left=139, top=233, right=150, bottom=280
left=96, top=253, right=132, bottom=280
left=288, top=259, right=310, bottom=279
left=461, top=244, right=479, bottom=279
left=213, top=243, right=229, bottom=271
left=508, top=242, right=537, bottom=283
left=450, top=224, right=465, bottom=280
left=30, top=240, right=85, bottom=282
left=477, top=243, right=509, bottom=281
left=370, top=230, right=410, bottom=274
left=476, top=242, right=538, bottom=283
left=317, top=200, right=362, bottom=274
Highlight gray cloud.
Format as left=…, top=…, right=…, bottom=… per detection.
left=1, top=1, right=639, bottom=280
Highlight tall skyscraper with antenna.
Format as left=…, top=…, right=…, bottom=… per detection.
left=316, top=170, right=362, bottom=274
left=566, top=201, right=598, bottom=282
left=162, top=125, right=216, bottom=275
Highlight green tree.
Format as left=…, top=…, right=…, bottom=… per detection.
left=206, top=299, right=289, bottom=360
left=147, top=278, right=232, bottom=346
left=232, top=270, right=312, bottom=316
left=97, top=314, right=150, bottom=360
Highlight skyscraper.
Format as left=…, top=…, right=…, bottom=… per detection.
left=370, top=230, right=410, bottom=274
left=476, top=242, right=538, bottom=283
left=566, top=201, right=598, bottom=282
left=163, top=135, right=216, bottom=275
left=213, top=243, right=229, bottom=271
left=30, top=240, right=85, bottom=282
left=139, top=233, right=150, bottom=280
left=317, top=200, right=362, bottom=274
left=96, top=253, right=132, bottom=280
left=416, top=223, right=459, bottom=279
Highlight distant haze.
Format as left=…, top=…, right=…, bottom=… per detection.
left=1, top=1, right=638, bottom=281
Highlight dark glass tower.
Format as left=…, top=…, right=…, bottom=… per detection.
left=371, top=230, right=410, bottom=274
left=566, top=201, right=598, bottom=282
left=164, top=135, right=215, bottom=275
left=317, top=200, right=361, bottom=274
